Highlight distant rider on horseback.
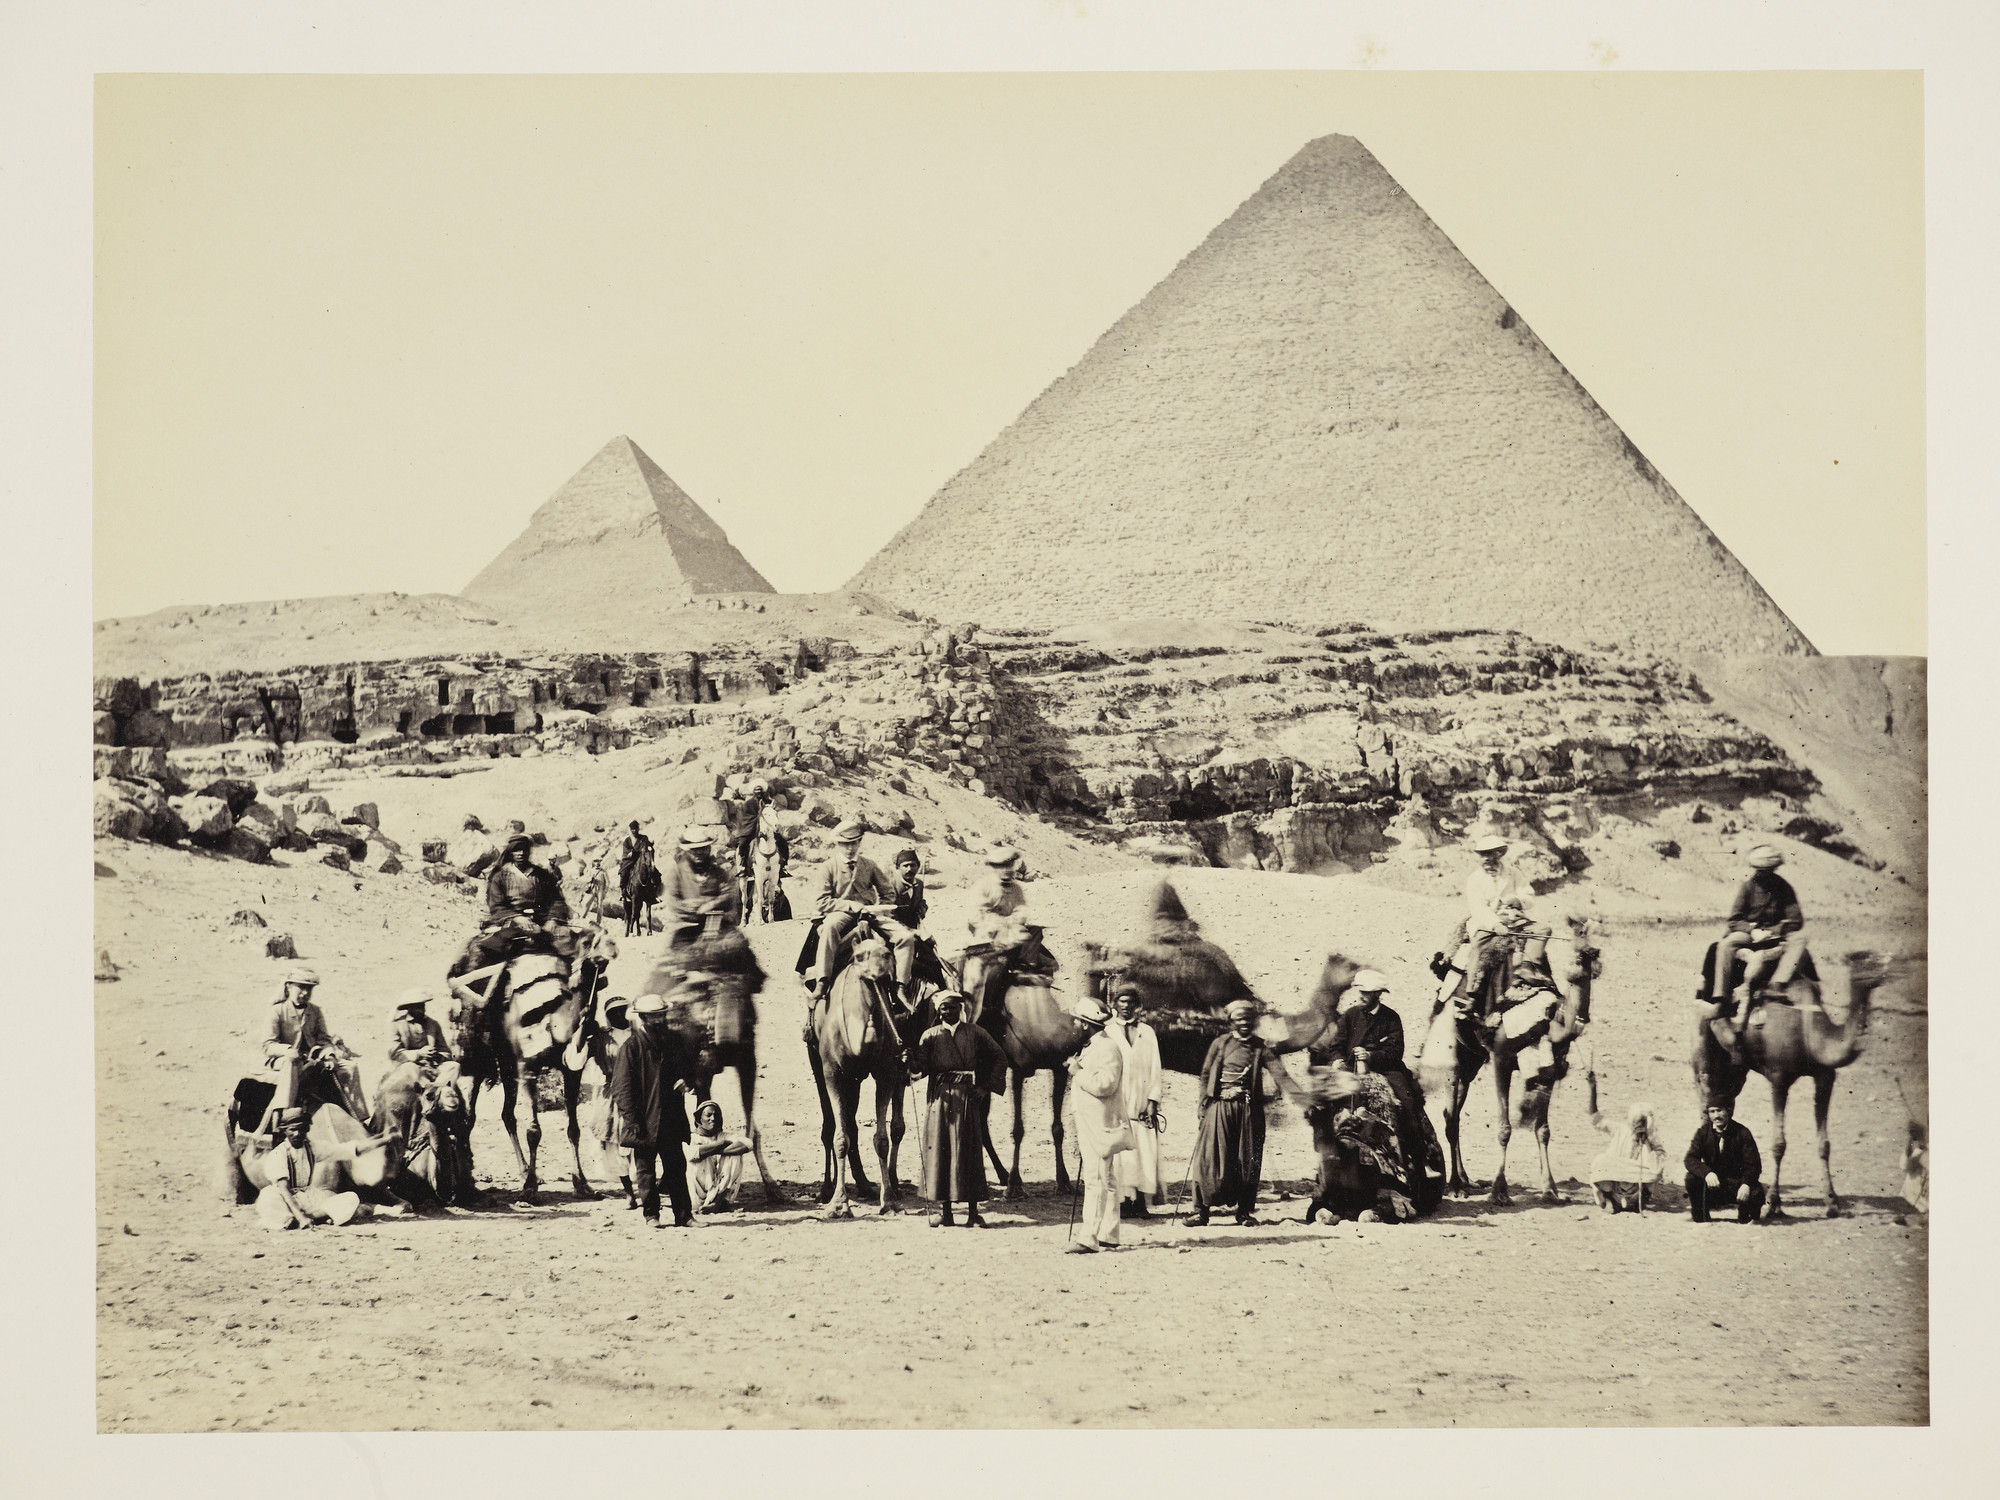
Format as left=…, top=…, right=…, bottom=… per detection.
left=617, top=820, right=655, bottom=894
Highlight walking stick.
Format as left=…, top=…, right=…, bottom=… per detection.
left=1065, top=1143, right=1084, bottom=1242
left=1172, top=1099, right=1214, bottom=1217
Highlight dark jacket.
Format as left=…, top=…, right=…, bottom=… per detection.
left=610, top=1020, right=696, bottom=1146
left=1320, top=1001, right=1407, bottom=1072
left=892, top=875, right=928, bottom=930
left=484, top=858, right=570, bottom=926
left=663, top=853, right=741, bottom=934
left=1199, top=1033, right=1289, bottom=1110
left=1727, top=871, right=1803, bottom=937
left=1685, top=1119, right=1764, bottom=1184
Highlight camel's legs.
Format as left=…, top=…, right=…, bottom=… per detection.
left=977, top=1089, right=1008, bottom=1186
left=1049, top=1065, right=1072, bottom=1195
left=1005, top=1069, right=1028, bottom=1199
left=1813, top=1070, right=1843, bottom=1218
left=886, top=1071, right=908, bottom=1198
left=828, top=1076, right=866, bottom=1217
left=1522, top=1078, right=1559, bottom=1202
left=736, top=1059, right=788, bottom=1203
left=495, top=1066, right=535, bottom=1197
left=560, top=1065, right=597, bottom=1199
left=1764, top=1074, right=1794, bottom=1220
left=1488, top=1053, right=1516, bottom=1205
left=521, top=1066, right=546, bottom=1197
left=872, top=1073, right=897, bottom=1214
left=807, top=1035, right=837, bottom=1205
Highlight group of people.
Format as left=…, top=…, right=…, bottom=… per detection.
left=244, top=795, right=1811, bottom=1236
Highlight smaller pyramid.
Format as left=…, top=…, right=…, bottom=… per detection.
left=465, top=437, right=773, bottom=620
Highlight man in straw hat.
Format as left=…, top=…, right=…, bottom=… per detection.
left=386, top=989, right=451, bottom=1074
left=959, top=846, right=1031, bottom=1023
left=1710, top=844, right=1807, bottom=1063
left=910, top=991, right=1008, bottom=1227
left=1186, top=999, right=1305, bottom=1227
left=809, top=818, right=910, bottom=1004
left=662, top=827, right=742, bottom=950
left=1065, top=997, right=1132, bottom=1253
left=610, top=992, right=700, bottom=1228
left=1459, top=833, right=1551, bottom=1004
left=259, top=965, right=365, bottom=1131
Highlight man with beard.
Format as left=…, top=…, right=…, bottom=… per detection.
left=662, top=829, right=741, bottom=950
left=610, top=991, right=700, bottom=1229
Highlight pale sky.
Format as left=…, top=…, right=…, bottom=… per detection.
left=94, top=71, right=1924, bottom=654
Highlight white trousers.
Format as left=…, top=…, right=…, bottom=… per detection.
left=1078, top=1152, right=1122, bottom=1246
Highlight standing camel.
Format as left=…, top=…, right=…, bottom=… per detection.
left=1416, top=921, right=1602, bottom=1204
left=1691, top=949, right=1886, bottom=1219
left=975, top=952, right=1086, bottom=1199
left=804, top=930, right=908, bottom=1217
left=641, top=933, right=786, bottom=1204
left=446, top=928, right=612, bottom=1199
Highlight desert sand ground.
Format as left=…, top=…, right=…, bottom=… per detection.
left=95, top=757, right=1927, bottom=1430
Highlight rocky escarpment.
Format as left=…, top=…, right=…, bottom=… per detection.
left=940, top=621, right=1856, bottom=876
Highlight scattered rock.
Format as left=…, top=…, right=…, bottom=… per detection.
left=800, top=793, right=841, bottom=829
left=197, top=778, right=260, bottom=818
left=264, top=932, right=298, bottom=960
left=320, top=848, right=352, bottom=872
left=420, top=839, right=449, bottom=864
left=94, top=780, right=154, bottom=841
left=121, top=708, right=174, bottom=748
left=296, top=794, right=332, bottom=817
left=227, top=825, right=273, bottom=864
left=420, top=864, right=463, bottom=888
left=228, top=909, right=267, bottom=928
left=377, top=852, right=403, bottom=875
left=95, top=948, right=120, bottom=982
left=343, top=802, right=380, bottom=830
left=1649, top=839, right=1681, bottom=859
left=175, top=795, right=236, bottom=844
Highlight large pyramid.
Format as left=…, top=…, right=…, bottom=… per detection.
left=851, top=135, right=1812, bottom=658
left=465, top=436, right=773, bottom=620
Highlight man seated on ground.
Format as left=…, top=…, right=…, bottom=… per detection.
left=1684, top=1100, right=1766, bottom=1224
left=254, top=1106, right=399, bottom=1230
left=958, top=847, right=1031, bottom=1023
left=1459, top=834, right=1551, bottom=1006
left=684, top=1100, right=753, bottom=1213
left=386, top=989, right=451, bottom=1074
left=260, top=966, right=365, bottom=1130
left=810, top=819, right=909, bottom=1002
left=662, top=829, right=742, bottom=949
left=1710, top=845, right=1807, bottom=1065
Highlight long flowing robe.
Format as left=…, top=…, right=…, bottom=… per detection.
left=1109, top=1019, right=1164, bottom=1203
left=914, top=1021, right=1006, bottom=1202
left=1070, top=1030, right=1129, bottom=1245
left=1191, top=1033, right=1288, bottom=1208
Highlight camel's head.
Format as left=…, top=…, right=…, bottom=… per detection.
left=851, top=932, right=894, bottom=982
left=1311, top=953, right=1360, bottom=1012
left=1844, top=949, right=1892, bottom=995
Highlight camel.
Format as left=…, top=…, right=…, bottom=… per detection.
left=804, top=929, right=908, bottom=1217
left=640, top=932, right=787, bottom=1204
left=1416, top=921, right=1601, bottom=1204
left=1690, top=948, right=1886, bottom=1219
left=369, top=1062, right=476, bottom=1206
left=446, top=926, right=613, bottom=1199
left=973, top=940, right=1086, bottom=1199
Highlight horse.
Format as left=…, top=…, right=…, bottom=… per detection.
left=446, top=925, right=613, bottom=1199
left=621, top=844, right=662, bottom=938
left=642, top=928, right=787, bottom=1203
left=804, top=928, right=908, bottom=1217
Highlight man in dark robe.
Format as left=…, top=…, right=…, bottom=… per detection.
left=911, top=992, right=1007, bottom=1228
left=1684, top=1100, right=1766, bottom=1224
left=1186, top=999, right=1302, bottom=1227
left=610, top=991, right=699, bottom=1228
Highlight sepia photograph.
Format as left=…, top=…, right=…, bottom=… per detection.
left=82, top=66, right=1939, bottom=1438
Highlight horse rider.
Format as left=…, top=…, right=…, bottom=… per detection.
left=259, top=966, right=366, bottom=1133
left=1457, top=834, right=1550, bottom=1005
left=958, top=846, right=1030, bottom=1024
left=808, top=819, right=911, bottom=1004
left=386, top=989, right=451, bottom=1075
left=662, top=828, right=742, bottom=950
left=889, top=848, right=930, bottom=1005
left=730, top=780, right=784, bottom=885
left=1709, top=844, right=1807, bottom=1065
left=617, top=820, right=655, bottom=893
left=455, top=833, right=574, bottom=976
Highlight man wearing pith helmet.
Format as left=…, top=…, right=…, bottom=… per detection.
left=1460, top=833, right=1550, bottom=1001
left=809, top=818, right=907, bottom=1001
left=259, top=965, right=365, bottom=1130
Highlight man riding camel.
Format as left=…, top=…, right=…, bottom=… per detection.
left=809, top=819, right=913, bottom=1005
left=1709, top=844, right=1807, bottom=1065
left=662, top=828, right=742, bottom=950
left=259, top=966, right=366, bottom=1133
left=454, top=833, right=575, bottom=976
left=1456, top=834, right=1551, bottom=1007
left=958, top=846, right=1031, bottom=1023
left=386, top=989, right=451, bottom=1074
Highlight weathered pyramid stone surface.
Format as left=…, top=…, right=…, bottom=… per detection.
left=466, top=437, right=773, bottom=620
left=852, top=135, right=1812, bottom=657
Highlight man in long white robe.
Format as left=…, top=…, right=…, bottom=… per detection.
left=1065, top=999, right=1130, bottom=1253
left=1106, top=982, right=1164, bottom=1215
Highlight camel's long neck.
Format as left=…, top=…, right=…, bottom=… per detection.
left=1803, top=975, right=1875, bottom=1069
left=1273, top=978, right=1346, bottom=1055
